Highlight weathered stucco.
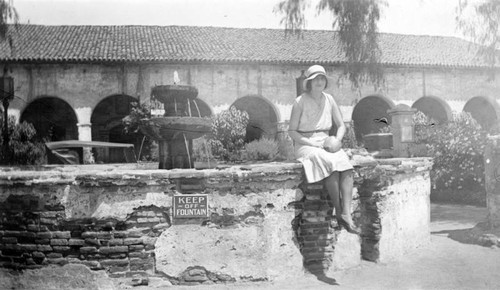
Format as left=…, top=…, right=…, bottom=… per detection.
left=485, top=136, right=500, bottom=228
left=0, top=158, right=432, bottom=285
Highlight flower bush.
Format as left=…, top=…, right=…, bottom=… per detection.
left=414, top=111, right=487, bottom=205
left=245, top=137, right=279, bottom=161
left=208, top=106, right=249, bottom=162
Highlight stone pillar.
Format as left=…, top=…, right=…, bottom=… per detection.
left=77, top=123, right=92, bottom=141
left=387, top=104, right=417, bottom=158
left=485, top=135, right=500, bottom=228
left=75, top=107, right=93, bottom=141
left=75, top=107, right=93, bottom=163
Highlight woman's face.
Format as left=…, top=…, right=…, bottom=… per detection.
left=310, top=75, right=327, bottom=92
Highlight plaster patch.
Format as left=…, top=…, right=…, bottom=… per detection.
left=209, top=188, right=297, bottom=216
left=91, top=192, right=171, bottom=220
left=155, top=215, right=303, bottom=281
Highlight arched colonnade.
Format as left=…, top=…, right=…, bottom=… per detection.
left=17, top=93, right=500, bottom=148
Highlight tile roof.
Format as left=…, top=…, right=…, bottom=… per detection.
left=0, top=24, right=489, bottom=68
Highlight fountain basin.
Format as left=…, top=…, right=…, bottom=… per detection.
left=139, top=117, right=211, bottom=140
left=144, top=84, right=210, bottom=169
left=151, top=85, right=199, bottom=103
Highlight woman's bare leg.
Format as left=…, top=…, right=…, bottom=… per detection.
left=324, top=172, right=341, bottom=218
left=339, top=169, right=355, bottom=223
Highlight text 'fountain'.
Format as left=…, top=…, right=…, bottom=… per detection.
left=139, top=82, right=211, bottom=169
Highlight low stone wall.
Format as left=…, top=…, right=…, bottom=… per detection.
left=0, top=158, right=432, bottom=285
left=355, top=159, right=432, bottom=263
left=485, top=136, right=500, bottom=228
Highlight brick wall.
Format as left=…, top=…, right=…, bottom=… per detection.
left=0, top=158, right=432, bottom=284
left=292, top=157, right=432, bottom=277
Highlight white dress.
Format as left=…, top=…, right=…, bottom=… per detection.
left=294, top=92, right=353, bottom=183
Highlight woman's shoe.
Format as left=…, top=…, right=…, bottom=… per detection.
left=337, top=217, right=361, bottom=235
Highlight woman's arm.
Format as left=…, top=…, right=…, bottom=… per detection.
left=331, top=98, right=346, bottom=141
left=288, top=101, right=323, bottom=148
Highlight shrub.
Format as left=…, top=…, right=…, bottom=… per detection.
left=193, top=136, right=215, bottom=162
left=122, top=102, right=157, bottom=162
left=0, top=116, right=47, bottom=165
left=245, top=137, right=279, bottom=161
left=342, top=121, right=362, bottom=149
left=413, top=111, right=439, bottom=143
left=208, top=106, right=249, bottom=162
left=415, top=111, right=487, bottom=205
left=277, top=133, right=295, bottom=161
left=122, top=102, right=151, bottom=134
left=140, top=140, right=158, bottom=162
left=82, top=148, right=95, bottom=164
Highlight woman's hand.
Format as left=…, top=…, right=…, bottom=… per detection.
left=311, top=139, right=324, bottom=149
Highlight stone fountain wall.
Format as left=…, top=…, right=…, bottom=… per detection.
left=0, top=158, right=432, bottom=285
left=485, top=136, right=500, bottom=228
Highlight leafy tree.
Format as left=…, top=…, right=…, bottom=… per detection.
left=275, top=0, right=385, bottom=90
left=457, top=0, right=500, bottom=72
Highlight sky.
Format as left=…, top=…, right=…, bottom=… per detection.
left=12, top=0, right=462, bottom=38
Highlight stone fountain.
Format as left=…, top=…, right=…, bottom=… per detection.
left=139, top=82, right=211, bottom=169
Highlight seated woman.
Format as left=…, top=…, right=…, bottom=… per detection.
left=288, top=64, right=359, bottom=235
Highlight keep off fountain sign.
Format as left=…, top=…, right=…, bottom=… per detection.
left=172, top=195, right=209, bottom=218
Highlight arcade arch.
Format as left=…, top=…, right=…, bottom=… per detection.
left=231, top=95, right=280, bottom=142
left=351, top=95, right=396, bottom=143
left=190, top=97, right=213, bottom=118
left=91, top=94, right=142, bottom=162
left=412, top=96, right=453, bottom=124
left=20, top=97, right=78, bottom=141
left=463, top=96, right=500, bottom=130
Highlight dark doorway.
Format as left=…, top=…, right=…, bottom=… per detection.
left=91, top=95, right=143, bottom=161
left=232, top=95, right=279, bottom=143
left=20, top=97, right=78, bottom=141
left=463, top=96, right=500, bottom=131
left=352, top=95, right=396, bottom=143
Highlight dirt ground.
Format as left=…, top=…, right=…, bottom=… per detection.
left=1, top=203, right=499, bottom=290
left=168, top=203, right=500, bottom=290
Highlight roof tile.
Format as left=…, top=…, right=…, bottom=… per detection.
left=0, top=24, right=488, bottom=67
